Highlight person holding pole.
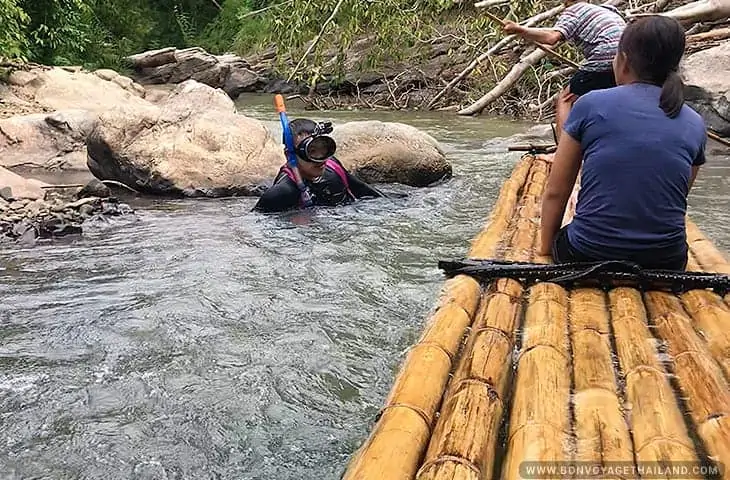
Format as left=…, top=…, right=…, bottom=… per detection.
left=502, top=0, right=626, bottom=138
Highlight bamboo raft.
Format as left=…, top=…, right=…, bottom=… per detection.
left=343, top=154, right=730, bottom=480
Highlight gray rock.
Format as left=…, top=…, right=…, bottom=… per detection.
left=0, top=187, right=12, bottom=201
left=77, top=179, right=111, bottom=199
left=125, top=47, right=264, bottom=99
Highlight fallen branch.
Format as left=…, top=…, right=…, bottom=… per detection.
left=426, top=5, right=564, bottom=109
left=657, top=0, right=730, bottom=23
left=544, top=66, right=576, bottom=80
left=686, top=26, right=730, bottom=42
left=474, top=0, right=510, bottom=7
left=287, top=0, right=346, bottom=83
left=708, top=130, right=730, bottom=147
left=458, top=48, right=547, bottom=115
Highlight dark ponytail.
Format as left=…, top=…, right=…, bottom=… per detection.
left=618, top=16, right=687, bottom=118
left=660, top=70, right=684, bottom=119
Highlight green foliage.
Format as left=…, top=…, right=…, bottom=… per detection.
left=216, top=0, right=462, bottom=83
left=0, top=0, right=30, bottom=61
left=0, top=0, right=500, bottom=91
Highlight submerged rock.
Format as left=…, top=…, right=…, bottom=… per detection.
left=86, top=80, right=452, bottom=197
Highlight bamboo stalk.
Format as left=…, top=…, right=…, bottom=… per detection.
left=644, top=291, right=730, bottom=467
left=417, top=157, right=547, bottom=480
left=287, top=0, right=346, bottom=82
left=501, top=282, right=572, bottom=479
left=469, top=155, right=535, bottom=258
left=608, top=288, right=699, bottom=463
left=680, top=290, right=730, bottom=381
left=569, top=289, right=635, bottom=464
left=686, top=218, right=730, bottom=274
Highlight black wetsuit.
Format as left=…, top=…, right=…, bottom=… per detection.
left=253, top=157, right=384, bottom=213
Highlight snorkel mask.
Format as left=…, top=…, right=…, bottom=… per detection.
left=294, top=121, right=337, bottom=163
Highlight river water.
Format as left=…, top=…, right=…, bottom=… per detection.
left=1, top=94, right=728, bottom=480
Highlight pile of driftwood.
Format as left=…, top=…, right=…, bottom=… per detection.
left=424, top=0, right=730, bottom=117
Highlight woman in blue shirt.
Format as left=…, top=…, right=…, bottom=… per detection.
left=540, top=15, right=707, bottom=271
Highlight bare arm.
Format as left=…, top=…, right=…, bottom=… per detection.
left=504, top=22, right=564, bottom=46
left=688, top=165, right=701, bottom=191
left=539, top=132, right=583, bottom=256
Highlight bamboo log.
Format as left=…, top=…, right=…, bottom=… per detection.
left=501, top=282, right=571, bottom=479
left=469, top=155, right=535, bottom=258
left=644, top=291, right=730, bottom=467
left=417, top=158, right=546, bottom=480
left=686, top=218, right=730, bottom=274
left=608, top=288, right=699, bottom=462
left=570, top=289, right=635, bottom=464
left=343, top=406, right=433, bottom=480
left=680, top=290, right=730, bottom=381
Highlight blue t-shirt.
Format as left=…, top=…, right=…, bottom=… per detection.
left=564, top=83, right=707, bottom=259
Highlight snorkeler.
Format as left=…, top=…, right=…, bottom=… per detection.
left=253, top=118, right=385, bottom=213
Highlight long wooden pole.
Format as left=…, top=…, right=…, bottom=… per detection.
left=480, top=9, right=581, bottom=69
left=707, top=130, right=730, bottom=147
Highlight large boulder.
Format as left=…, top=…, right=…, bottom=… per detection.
left=681, top=42, right=730, bottom=137
left=125, top=47, right=265, bottom=99
left=86, top=80, right=451, bottom=197
left=331, top=121, right=451, bottom=187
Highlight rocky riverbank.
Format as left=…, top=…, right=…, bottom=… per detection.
left=0, top=176, right=134, bottom=244
left=121, top=34, right=730, bottom=135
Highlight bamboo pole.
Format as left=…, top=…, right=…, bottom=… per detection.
left=608, top=288, right=700, bottom=462
left=485, top=155, right=574, bottom=478
left=686, top=218, right=730, bottom=274
left=417, top=156, right=547, bottom=480
left=644, top=291, right=730, bottom=468
left=569, top=289, right=635, bottom=464
left=680, top=290, right=730, bottom=381
left=480, top=10, right=581, bottom=69
left=342, top=156, right=539, bottom=480
left=501, top=282, right=571, bottom=479
left=469, top=155, right=535, bottom=258
left=686, top=26, right=730, bottom=43
left=708, top=130, right=730, bottom=148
